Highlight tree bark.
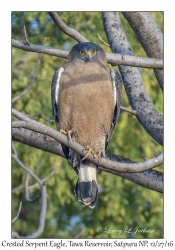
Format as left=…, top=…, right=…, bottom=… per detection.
left=12, top=127, right=163, bottom=193
left=122, top=12, right=163, bottom=91
left=12, top=109, right=163, bottom=173
left=12, top=39, right=163, bottom=69
left=102, top=12, right=163, bottom=146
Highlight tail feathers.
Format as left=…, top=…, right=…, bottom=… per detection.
left=74, top=160, right=98, bottom=208
left=75, top=179, right=98, bottom=208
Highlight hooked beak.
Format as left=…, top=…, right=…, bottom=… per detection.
left=84, top=52, right=92, bottom=62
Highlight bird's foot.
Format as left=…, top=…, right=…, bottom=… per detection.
left=60, top=129, right=68, bottom=135
left=60, top=128, right=77, bottom=143
left=82, top=145, right=97, bottom=161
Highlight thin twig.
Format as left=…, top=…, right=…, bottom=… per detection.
left=12, top=142, right=18, bottom=157
left=12, top=202, right=22, bottom=223
left=12, top=39, right=163, bottom=69
left=12, top=53, right=43, bottom=103
left=27, top=112, right=54, bottom=123
left=23, top=25, right=30, bottom=45
left=120, top=106, right=137, bottom=115
left=74, top=228, right=86, bottom=238
left=48, top=12, right=88, bottom=43
left=21, top=183, right=47, bottom=238
left=12, top=232, right=20, bottom=239
left=25, top=173, right=31, bottom=201
left=12, top=163, right=60, bottom=193
left=97, top=33, right=110, bottom=47
left=12, top=109, right=163, bottom=173
left=12, top=150, right=48, bottom=238
left=12, top=154, right=42, bottom=186
left=35, top=159, right=44, bottom=173
left=25, top=173, right=41, bottom=203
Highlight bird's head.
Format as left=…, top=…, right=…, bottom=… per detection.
left=68, top=42, right=106, bottom=63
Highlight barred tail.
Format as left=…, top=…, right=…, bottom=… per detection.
left=74, top=160, right=98, bottom=209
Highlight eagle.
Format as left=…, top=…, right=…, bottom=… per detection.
left=51, top=42, right=122, bottom=208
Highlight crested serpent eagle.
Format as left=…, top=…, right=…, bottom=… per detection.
left=51, top=42, right=122, bottom=208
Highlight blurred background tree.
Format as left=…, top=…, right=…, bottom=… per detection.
left=12, top=12, right=163, bottom=238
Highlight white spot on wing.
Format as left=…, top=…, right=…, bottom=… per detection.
left=110, top=70, right=117, bottom=107
left=55, top=68, right=64, bottom=106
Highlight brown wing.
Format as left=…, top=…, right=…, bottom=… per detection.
left=51, top=67, right=70, bottom=159
left=105, top=69, right=122, bottom=148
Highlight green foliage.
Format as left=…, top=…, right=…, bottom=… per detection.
left=12, top=12, right=163, bottom=238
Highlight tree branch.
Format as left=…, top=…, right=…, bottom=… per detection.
left=12, top=52, right=43, bottom=103
left=97, top=33, right=110, bottom=47
left=74, top=228, right=86, bottom=238
left=26, top=112, right=55, bottom=123
left=12, top=109, right=163, bottom=173
left=99, top=155, right=163, bottom=193
left=12, top=126, right=163, bottom=193
left=12, top=150, right=48, bottom=238
left=12, top=154, right=42, bottom=186
left=21, top=183, right=47, bottom=238
left=12, top=142, right=18, bottom=157
left=12, top=126, right=65, bottom=158
left=25, top=173, right=41, bottom=203
left=12, top=38, right=69, bottom=58
left=106, top=52, right=163, bottom=69
left=120, top=106, right=137, bottom=115
left=122, top=11, right=163, bottom=91
left=12, top=39, right=163, bottom=69
left=102, top=12, right=163, bottom=146
left=48, top=12, right=89, bottom=43
left=12, top=232, right=20, bottom=239
left=12, top=164, right=60, bottom=193
left=12, top=202, right=22, bottom=223
left=23, top=25, right=30, bottom=46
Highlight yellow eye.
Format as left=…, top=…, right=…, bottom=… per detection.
left=80, top=50, right=84, bottom=55
left=92, top=50, right=96, bottom=55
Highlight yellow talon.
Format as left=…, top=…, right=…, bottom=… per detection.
left=60, top=129, right=77, bottom=143
left=60, top=129, right=68, bottom=135
left=82, top=145, right=97, bottom=161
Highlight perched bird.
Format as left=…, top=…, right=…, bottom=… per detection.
left=51, top=42, right=122, bottom=208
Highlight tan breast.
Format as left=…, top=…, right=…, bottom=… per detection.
left=58, top=60, right=114, bottom=155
